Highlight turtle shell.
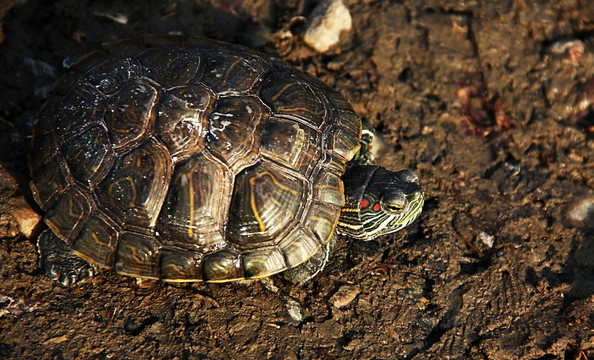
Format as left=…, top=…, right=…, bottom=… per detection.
left=29, top=35, right=362, bottom=282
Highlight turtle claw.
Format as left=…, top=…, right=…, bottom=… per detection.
left=54, top=265, right=95, bottom=287
left=37, top=229, right=95, bottom=286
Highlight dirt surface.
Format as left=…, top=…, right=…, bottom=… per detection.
left=1, top=0, right=593, bottom=359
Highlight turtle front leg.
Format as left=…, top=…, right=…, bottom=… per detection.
left=37, top=229, right=95, bottom=286
left=282, top=236, right=337, bottom=285
left=348, top=123, right=387, bottom=166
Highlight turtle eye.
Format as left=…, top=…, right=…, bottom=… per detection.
left=380, top=192, right=407, bottom=214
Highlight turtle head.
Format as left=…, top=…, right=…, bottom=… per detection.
left=338, top=166, right=424, bottom=240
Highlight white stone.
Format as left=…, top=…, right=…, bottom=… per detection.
left=330, top=285, right=360, bottom=308
left=478, top=231, right=495, bottom=249
left=304, top=0, right=352, bottom=53
left=565, top=198, right=594, bottom=228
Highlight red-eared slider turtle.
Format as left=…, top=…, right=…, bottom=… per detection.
left=29, top=35, right=424, bottom=286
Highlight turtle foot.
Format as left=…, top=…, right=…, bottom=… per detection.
left=283, top=236, right=336, bottom=286
left=37, top=229, right=95, bottom=286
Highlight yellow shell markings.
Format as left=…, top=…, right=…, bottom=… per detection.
left=267, top=194, right=285, bottom=209
left=90, top=163, right=101, bottom=174
left=67, top=195, right=82, bottom=218
left=119, top=243, right=158, bottom=279
left=311, top=214, right=338, bottom=243
left=177, top=172, right=195, bottom=239
left=71, top=147, right=85, bottom=161
left=270, top=83, right=292, bottom=102
left=44, top=221, right=66, bottom=241
left=270, top=83, right=325, bottom=116
left=160, top=262, right=187, bottom=281
left=342, top=141, right=361, bottom=163
left=245, top=259, right=285, bottom=279
left=223, top=57, right=246, bottom=82
left=72, top=232, right=112, bottom=266
left=208, top=258, right=240, bottom=282
left=45, top=196, right=76, bottom=241
left=108, top=176, right=137, bottom=208
left=248, top=170, right=300, bottom=233
left=165, top=56, right=180, bottom=71
left=44, top=190, right=88, bottom=243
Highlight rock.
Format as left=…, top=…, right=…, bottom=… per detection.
left=11, top=196, right=42, bottom=239
left=565, top=197, right=594, bottom=229
left=284, top=296, right=304, bottom=326
left=329, top=284, right=360, bottom=308
left=304, top=0, right=352, bottom=53
left=478, top=231, right=495, bottom=248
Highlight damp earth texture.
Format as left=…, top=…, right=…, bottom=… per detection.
left=0, top=0, right=593, bottom=359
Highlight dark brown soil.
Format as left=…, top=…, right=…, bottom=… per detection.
left=1, top=0, right=593, bottom=359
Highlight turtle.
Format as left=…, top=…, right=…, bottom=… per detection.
left=29, top=35, right=424, bottom=286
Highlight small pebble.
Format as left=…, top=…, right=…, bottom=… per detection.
left=284, top=297, right=304, bottom=326
left=565, top=198, right=594, bottom=229
left=548, top=39, right=585, bottom=63
left=304, top=0, right=352, bottom=53
left=329, top=285, right=360, bottom=308
left=43, top=335, right=69, bottom=345
left=11, top=196, right=42, bottom=239
left=478, top=231, right=494, bottom=249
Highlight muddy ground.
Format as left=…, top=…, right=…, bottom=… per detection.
left=0, top=0, right=593, bottom=359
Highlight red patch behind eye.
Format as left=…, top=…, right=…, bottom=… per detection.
left=373, top=203, right=381, bottom=211
left=359, top=199, right=369, bottom=209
